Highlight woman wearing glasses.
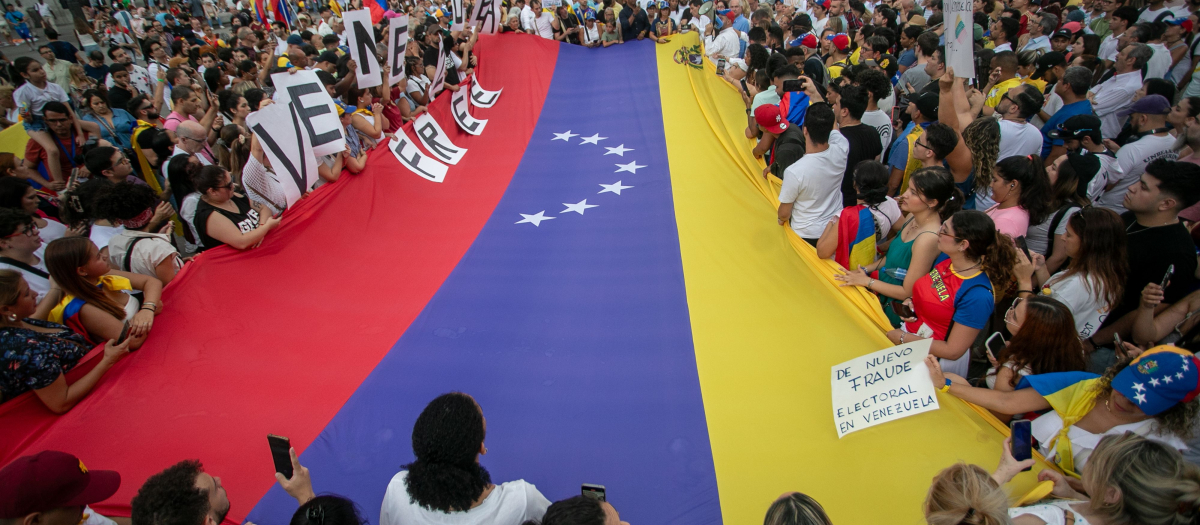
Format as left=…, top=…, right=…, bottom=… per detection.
left=0, top=209, right=51, bottom=302
left=884, top=210, right=1019, bottom=377
left=191, top=165, right=280, bottom=252
left=985, top=295, right=1087, bottom=405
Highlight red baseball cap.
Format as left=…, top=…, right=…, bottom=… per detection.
left=832, top=34, right=850, bottom=51
left=754, top=104, right=788, bottom=134
left=800, top=34, right=818, bottom=49
left=0, top=451, right=121, bottom=518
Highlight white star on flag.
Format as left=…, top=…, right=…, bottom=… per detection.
left=605, top=144, right=634, bottom=156
left=516, top=211, right=555, bottom=226
left=553, top=131, right=579, bottom=141
left=1135, top=393, right=1147, bottom=404
left=1151, top=377, right=1161, bottom=387
left=1133, top=382, right=1146, bottom=393
left=561, top=199, right=598, bottom=215
left=615, top=161, right=646, bottom=174
left=599, top=181, right=633, bottom=195
left=1179, top=372, right=1186, bottom=380
left=1164, top=375, right=1174, bottom=384
left=1182, top=358, right=1190, bottom=371
left=580, top=133, right=607, bottom=145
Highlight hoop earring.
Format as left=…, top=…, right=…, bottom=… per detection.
left=6, top=314, right=16, bottom=322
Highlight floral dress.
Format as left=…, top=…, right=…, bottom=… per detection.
left=0, top=318, right=90, bottom=402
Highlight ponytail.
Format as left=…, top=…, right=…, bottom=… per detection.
left=995, top=155, right=1053, bottom=224
left=950, top=211, right=1019, bottom=300
left=909, top=167, right=964, bottom=222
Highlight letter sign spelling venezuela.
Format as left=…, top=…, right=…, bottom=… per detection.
left=830, top=339, right=939, bottom=438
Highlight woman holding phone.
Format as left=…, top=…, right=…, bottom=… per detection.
left=43, top=236, right=162, bottom=350
left=926, top=346, right=1200, bottom=477
left=984, top=295, right=1087, bottom=407
left=836, top=167, right=962, bottom=326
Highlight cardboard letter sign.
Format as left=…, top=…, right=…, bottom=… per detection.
left=246, top=102, right=321, bottom=207
left=344, top=9, right=382, bottom=88
left=271, top=70, right=346, bottom=157
left=390, top=132, right=449, bottom=182
left=831, top=339, right=939, bottom=438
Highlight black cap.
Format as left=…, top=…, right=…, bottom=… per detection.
left=1037, top=51, right=1067, bottom=69
left=1051, top=29, right=1073, bottom=40
left=914, top=91, right=939, bottom=120
left=317, top=50, right=339, bottom=64
left=1046, top=114, right=1102, bottom=142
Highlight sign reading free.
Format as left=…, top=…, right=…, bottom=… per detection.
left=831, top=339, right=939, bottom=438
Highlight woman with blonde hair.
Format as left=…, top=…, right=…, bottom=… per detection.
left=0, top=84, right=18, bottom=128
left=1009, top=432, right=1200, bottom=525
left=763, top=492, right=833, bottom=525
left=924, top=463, right=1010, bottom=525
left=66, top=64, right=97, bottom=110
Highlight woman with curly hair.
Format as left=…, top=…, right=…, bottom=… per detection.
left=927, top=346, right=1200, bottom=478
left=380, top=392, right=550, bottom=525
left=1009, top=432, right=1200, bottom=525
left=886, top=210, right=1019, bottom=377
left=937, top=69, right=1000, bottom=210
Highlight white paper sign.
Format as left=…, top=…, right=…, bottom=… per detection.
left=450, top=0, right=466, bottom=31
left=270, top=70, right=346, bottom=157
left=344, top=8, right=383, bottom=88
left=428, top=34, right=448, bottom=99
left=470, top=0, right=502, bottom=34
left=830, top=339, right=939, bottom=438
left=413, top=113, right=467, bottom=165
left=386, top=15, right=410, bottom=86
left=451, top=79, right=488, bottom=135
left=470, top=78, right=502, bottom=108
left=390, top=132, right=450, bottom=182
left=246, top=103, right=321, bottom=208
left=944, top=0, right=975, bottom=79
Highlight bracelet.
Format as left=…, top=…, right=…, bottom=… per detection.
left=142, top=302, right=157, bottom=311
left=939, top=377, right=952, bottom=393
left=898, top=332, right=905, bottom=343
left=867, top=278, right=875, bottom=290
left=1016, top=289, right=1035, bottom=295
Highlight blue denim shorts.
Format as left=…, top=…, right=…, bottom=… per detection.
left=22, top=115, right=45, bottom=133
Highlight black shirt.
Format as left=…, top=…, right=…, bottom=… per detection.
left=421, top=39, right=461, bottom=86
left=195, top=193, right=260, bottom=251
left=1104, top=212, right=1198, bottom=325
left=769, top=125, right=805, bottom=178
left=620, top=9, right=650, bottom=41
left=839, top=123, right=884, bottom=207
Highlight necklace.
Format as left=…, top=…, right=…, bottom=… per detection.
left=1126, top=218, right=1178, bottom=233
left=951, top=261, right=982, bottom=275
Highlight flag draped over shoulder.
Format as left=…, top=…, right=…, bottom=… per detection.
left=1017, top=371, right=1102, bottom=478
left=835, top=205, right=876, bottom=271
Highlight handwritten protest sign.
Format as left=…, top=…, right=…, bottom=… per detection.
left=830, top=339, right=939, bottom=438
left=944, top=0, right=975, bottom=79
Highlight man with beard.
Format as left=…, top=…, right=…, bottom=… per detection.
left=131, top=461, right=231, bottom=525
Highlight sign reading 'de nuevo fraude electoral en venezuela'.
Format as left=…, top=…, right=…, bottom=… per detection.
left=831, top=339, right=939, bottom=438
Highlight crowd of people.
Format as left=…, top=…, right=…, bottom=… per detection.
left=0, top=0, right=1199, bottom=521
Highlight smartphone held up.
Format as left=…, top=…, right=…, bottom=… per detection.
left=268, top=434, right=293, bottom=479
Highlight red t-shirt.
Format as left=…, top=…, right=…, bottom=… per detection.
left=24, top=133, right=78, bottom=188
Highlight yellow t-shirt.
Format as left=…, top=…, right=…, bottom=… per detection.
left=985, top=77, right=1022, bottom=108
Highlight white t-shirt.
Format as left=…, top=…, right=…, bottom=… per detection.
left=106, top=231, right=181, bottom=277
left=860, top=109, right=893, bottom=161
left=1030, top=88, right=1063, bottom=129
left=1010, top=501, right=1096, bottom=525
left=1089, top=151, right=1122, bottom=202
left=1033, top=407, right=1185, bottom=471
left=0, top=251, right=49, bottom=302
left=1098, top=33, right=1120, bottom=62
left=380, top=471, right=550, bottom=525
left=89, top=223, right=126, bottom=251
left=1025, top=205, right=1078, bottom=256
left=1138, top=5, right=1176, bottom=23
left=38, top=218, right=66, bottom=244
left=779, top=130, right=850, bottom=239
left=13, top=81, right=69, bottom=117
left=1098, top=133, right=1177, bottom=214
left=997, top=119, right=1043, bottom=161
left=180, top=192, right=201, bottom=254
left=1147, top=42, right=1172, bottom=79
left=1044, top=271, right=1112, bottom=339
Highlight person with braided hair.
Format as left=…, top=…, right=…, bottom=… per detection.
left=886, top=210, right=1020, bottom=377
left=381, top=392, right=550, bottom=525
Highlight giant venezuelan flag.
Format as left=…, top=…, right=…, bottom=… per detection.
left=0, top=33, right=1051, bottom=524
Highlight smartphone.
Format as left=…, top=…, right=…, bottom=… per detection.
left=892, top=300, right=915, bottom=319
left=985, top=332, right=1005, bottom=362
left=1162, top=264, right=1175, bottom=289
left=1114, top=332, right=1128, bottom=359
left=267, top=434, right=293, bottom=479
left=1015, top=235, right=1030, bottom=260
left=1009, top=419, right=1033, bottom=470
left=116, top=322, right=131, bottom=345
left=781, top=78, right=807, bottom=92
left=716, top=58, right=726, bottom=75
left=581, top=483, right=606, bottom=502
